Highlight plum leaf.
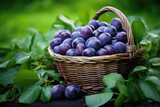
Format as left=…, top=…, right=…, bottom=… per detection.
left=0, top=60, right=10, bottom=68
left=114, top=93, right=127, bottom=107
left=40, top=86, right=52, bottom=102
left=14, top=51, right=31, bottom=64
left=19, top=85, right=42, bottom=103
left=102, top=73, right=124, bottom=88
left=149, top=57, right=160, bottom=66
left=133, top=66, right=147, bottom=73
left=131, top=18, right=147, bottom=43
left=85, top=92, right=113, bottom=107
left=140, top=81, right=160, bottom=102
left=0, top=66, right=19, bottom=86
left=13, top=69, right=39, bottom=87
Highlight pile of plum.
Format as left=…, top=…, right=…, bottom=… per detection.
left=50, top=84, right=81, bottom=100
left=50, top=18, right=128, bottom=57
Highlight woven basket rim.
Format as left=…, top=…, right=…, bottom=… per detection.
left=48, top=46, right=144, bottom=62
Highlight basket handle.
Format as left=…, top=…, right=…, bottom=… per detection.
left=93, top=6, right=136, bottom=58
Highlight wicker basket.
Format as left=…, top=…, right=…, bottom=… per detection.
left=48, top=6, right=144, bottom=94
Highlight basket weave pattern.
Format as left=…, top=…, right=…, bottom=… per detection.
left=48, top=6, right=144, bottom=94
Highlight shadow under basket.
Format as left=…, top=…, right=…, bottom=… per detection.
left=48, top=6, right=144, bottom=94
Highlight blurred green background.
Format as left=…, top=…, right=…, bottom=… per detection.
left=0, top=0, right=160, bottom=47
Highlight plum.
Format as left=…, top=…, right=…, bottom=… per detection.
left=96, top=48, right=107, bottom=56
left=97, top=26, right=106, bottom=32
left=86, top=39, right=101, bottom=50
left=117, top=31, right=120, bottom=35
left=88, top=20, right=99, bottom=29
left=59, top=43, right=71, bottom=55
left=62, top=38, right=72, bottom=47
left=99, top=21, right=108, bottom=27
left=104, top=26, right=117, bottom=37
left=122, top=27, right=126, bottom=32
left=59, top=30, right=71, bottom=41
left=71, top=31, right=83, bottom=40
left=72, top=37, right=85, bottom=48
left=98, top=33, right=112, bottom=46
left=114, top=42, right=126, bottom=53
left=81, top=26, right=93, bottom=40
left=66, top=49, right=77, bottom=56
left=50, top=38, right=62, bottom=49
left=82, top=48, right=96, bottom=57
left=116, top=32, right=127, bottom=43
left=85, top=37, right=97, bottom=46
left=76, top=43, right=85, bottom=55
left=54, top=30, right=69, bottom=38
left=112, top=39, right=118, bottom=46
left=74, top=26, right=83, bottom=32
left=50, top=84, right=65, bottom=100
left=104, top=45, right=115, bottom=55
left=54, top=32, right=61, bottom=38
left=65, top=84, right=81, bottom=100
left=111, top=18, right=122, bottom=31
left=125, top=42, right=128, bottom=46
left=53, top=46, right=60, bottom=54
left=93, top=30, right=102, bottom=38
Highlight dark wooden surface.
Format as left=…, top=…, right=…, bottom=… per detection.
left=0, top=97, right=160, bottom=107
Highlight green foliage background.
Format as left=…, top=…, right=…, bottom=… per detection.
left=0, top=0, right=160, bottom=47
left=0, top=0, right=160, bottom=105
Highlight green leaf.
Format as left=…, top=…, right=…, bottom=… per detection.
left=145, top=76, right=160, bottom=91
left=131, top=18, right=147, bottom=43
left=127, top=81, right=144, bottom=101
left=13, top=69, right=39, bottom=87
left=101, top=87, right=112, bottom=93
left=12, top=36, right=32, bottom=50
left=40, top=86, right=52, bottom=102
left=54, top=14, right=75, bottom=31
left=19, top=85, right=42, bottom=103
left=53, top=24, right=65, bottom=30
left=36, top=69, right=46, bottom=78
left=0, top=90, right=10, bottom=102
left=140, top=81, right=160, bottom=102
left=144, top=33, right=160, bottom=43
left=116, top=81, right=132, bottom=98
left=3, top=51, right=16, bottom=62
left=60, top=81, right=67, bottom=87
left=14, top=51, right=31, bottom=64
left=31, top=45, right=45, bottom=58
left=85, top=93, right=113, bottom=107
left=27, top=28, right=38, bottom=34
left=148, top=68, right=160, bottom=78
left=149, top=57, right=160, bottom=66
left=133, top=66, right=147, bottom=73
left=114, top=93, right=127, bottom=107
left=0, top=60, right=10, bottom=68
left=0, top=66, right=19, bottom=86
left=31, top=32, right=47, bottom=58
left=58, top=14, right=75, bottom=28
left=12, top=43, right=21, bottom=51
left=44, top=29, right=57, bottom=42
left=45, top=70, right=60, bottom=82
left=102, top=73, right=124, bottom=88
left=140, top=40, right=152, bottom=52
left=19, top=61, right=30, bottom=71
left=6, top=88, right=19, bottom=101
